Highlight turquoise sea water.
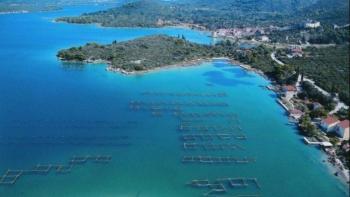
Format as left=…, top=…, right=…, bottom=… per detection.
left=0, top=5, right=348, bottom=197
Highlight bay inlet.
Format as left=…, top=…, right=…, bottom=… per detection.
left=0, top=5, right=348, bottom=197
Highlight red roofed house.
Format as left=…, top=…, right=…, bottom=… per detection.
left=282, top=85, right=297, bottom=92
left=335, top=120, right=349, bottom=140
left=320, top=116, right=339, bottom=132
left=282, top=85, right=297, bottom=100
left=289, top=46, right=303, bottom=57
left=289, top=109, right=303, bottom=120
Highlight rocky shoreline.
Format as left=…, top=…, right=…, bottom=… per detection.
left=105, top=57, right=225, bottom=75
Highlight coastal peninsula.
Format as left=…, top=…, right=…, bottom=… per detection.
left=58, top=35, right=221, bottom=73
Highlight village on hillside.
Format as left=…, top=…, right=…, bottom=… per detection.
left=267, top=55, right=350, bottom=183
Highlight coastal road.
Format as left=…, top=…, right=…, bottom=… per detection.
left=271, top=52, right=285, bottom=65
left=271, top=51, right=349, bottom=114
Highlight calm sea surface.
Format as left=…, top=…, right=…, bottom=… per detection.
left=0, top=4, right=348, bottom=197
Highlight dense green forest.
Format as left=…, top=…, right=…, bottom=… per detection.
left=0, top=0, right=116, bottom=12
left=56, top=0, right=349, bottom=29
left=278, top=45, right=350, bottom=104
left=269, top=25, right=350, bottom=44
left=221, top=44, right=298, bottom=85
left=299, top=81, right=335, bottom=110
left=57, top=35, right=214, bottom=72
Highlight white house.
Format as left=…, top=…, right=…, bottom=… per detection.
left=304, top=20, right=321, bottom=28
left=320, top=116, right=339, bottom=132
left=335, top=120, right=349, bottom=140
left=260, top=36, right=270, bottom=42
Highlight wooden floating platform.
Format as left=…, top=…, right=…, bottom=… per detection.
left=29, top=164, right=52, bottom=174
left=182, top=156, right=255, bottom=164
left=183, top=143, right=245, bottom=151
left=188, top=179, right=211, bottom=187
left=177, top=124, right=242, bottom=132
left=70, top=156, right=89, bottom=165
left=228, top=178, right=248, bottom=188
left=188, top=177, right=261, bottom=195
left=93, top=155, right=113, bottom=163
left=175, top=112, right=237, bottom=118
left=204, top=183, right=227, bottom=196
left=70, top=155, right=112, bottom=165
left=140, top=91, right=228, bottom=97
left=217, top=178, right=261, bottom=190
left=178, top=123, right=241, bottom=132
left=0, top=155, right=112, bottom=186
left=129, top=104, right=183, bottom=112
left=53, top=165, right=72, bottom=174
left=0, top=170, right=23, bottom=185
left=0, top=136, right=131, bottom=147
left=129, top=101, right=229, bottom=108
left=188, top=180, right=228, bottom=196
left=180, top=133, right=247, bottom=142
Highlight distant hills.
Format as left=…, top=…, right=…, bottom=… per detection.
left=56, top=0, right=349, bottom=29
left=0, top=0, right=117, bottom=13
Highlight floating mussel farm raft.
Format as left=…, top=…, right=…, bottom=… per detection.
left=0, top=155, right=112, bottom=186
left=1, top=89, right=261, bottom=196
left=141, top=91, right=228, bottom=97
left=127, top=91, right=262, bottom=196
left=182, top=143, right=245, bottom=151
left=0, top=135, right=131, bottom=147
left=181, top=133, right=247, bottom=141
left=188, top=177, right=261, bottom=196
left=182, top=156, right=255, bottom=164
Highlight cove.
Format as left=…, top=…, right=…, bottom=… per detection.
left=0, top=4, right=348, bottom=197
